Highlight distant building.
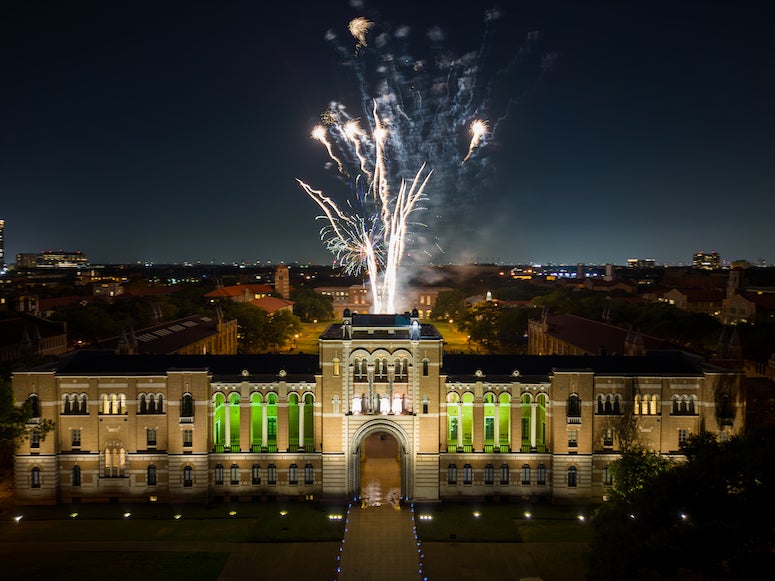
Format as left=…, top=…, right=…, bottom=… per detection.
left=16, top=251, right=88, bottom=269
left=0, top=219, right=5, bottom=269
left=274, top=264, right=290, bottom=299
left=250, top=296, right=294, bottom=315
left=98, top=313, right=238, bottom=355
left=314, top=285, right=452, bottom=318
left=12, top=312, right=744, bottom=505
left=626, top=258, right=656, bottom=268
left=528, top=312, right=679, bottom=356
left=661, top=288, right=724, bottom=317
left=204, top=284, right=274, bottom=303
left=692, top=251, right=721, bottom=271
left=0, top=313, right=68, bottom=361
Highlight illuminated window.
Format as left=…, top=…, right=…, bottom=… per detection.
left=289, top=463, right=298, bottom=485
left=31, top=467, right=41, bottom=488
left=603, top=464, right=613, bottom=486
left=484, top=463, right=494, bottom=485
left=463, top=464, right=473, bottom=485
left=30, top=430, right=40, bottom=449
left=147, top=428, right=157, bottom=448
left=521, top=464, right=531, bottom=485
left=267, top=464, right=277, bottom=485
left=71, top=429, right=81, bottom=448
left=183, top=430, right=193, bottom=448
left=537, top=464, right=547, bottom=485
left=230, top=464, right=240, bottom=485
left=500, top=464, right=510, bottom=485
left=304, top=463, right=314, bottom=485
left=183, top=466, right=193, bottom=487
left=678, top=429, right=689, bottom=447
left=568, top=430, right=578, bottom=448
left=447, top=464, right=457, bottom=485
left=215, top=464, right=224, bottom=485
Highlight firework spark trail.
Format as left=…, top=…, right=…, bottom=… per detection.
left=300, top=13, right=544, bottom=312
left=462, top=119, right=488, bottom=164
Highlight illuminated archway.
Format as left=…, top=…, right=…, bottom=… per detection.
left=349, top=420, right=412, bottom=502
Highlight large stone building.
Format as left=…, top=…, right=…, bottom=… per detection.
left=13, top=311, right=744, bottom=505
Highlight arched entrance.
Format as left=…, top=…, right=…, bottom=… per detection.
left=350, top=420, right=412, bottom=503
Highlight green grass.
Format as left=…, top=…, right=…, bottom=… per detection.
left=415, top=501, right=598, bottom=543
left=1, top=551, right=229, bottom=581
left=0, top=501, right=347, bottom=543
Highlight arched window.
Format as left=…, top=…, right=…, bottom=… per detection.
left=267, top=464, right=277, bottom=485
left=28, top=394, right=40, bottom=418
left=354, top=358, right=366, bottom=381
left=333, top=357, right=340, bottom=377
left=634, top=394, right=641, bottom=415
left=447, top=463, right=457, bottom=485
left=568, top=466, right=578, bottom=488
left=688, top=395, right=696, bottom=415
left=215, top=464, right=224, bottom=485
left=266, top=394, right=278, bottom=450
left=72, top=465, right=81, bottom=487
left=422, top=395, right=429, bottom=415
left=183, top=466, right=193, bottom=487
left=500, top=463, right=510, bottom=485
left=289, top=463, right=298, bottom=485
left=422, top=359, right=429, bottom=376
left=148, top=393, right=156, bottom=413
left=537, top=464, right=547, bottom=485
left=304, top=463, right=314, bottom=485
left=147, top=465, right=157, bottom=486
left=463, top=463, right=473, bottom=485
left=181, top=393, right=194, bottom=418
left=672, top=395, right=680, bottom=415
left=484, top=463, right=494, bottom=485
left=720, top=394, right=731, bottom=418
left=252, top=464, right=261, bottom=485
left=596, top=394, right=604, bottom=414
left=613, top=395, right=621, bottom=414
left=521, top=464, right=531, bottom=485
left=228, top=393, right=241, bottom=451
left=650, top=395, right=658, bottom=415
left=230, top=464, right=240, bottom=485
left=139, top=394, right=147, bottom=414
left=567, top=394, right=581, bottom=417
left=63, top=394, right=72, bottom=415
left=604, top=395, right=612, bottom=414
left=31, top=467, right=41, bottom=488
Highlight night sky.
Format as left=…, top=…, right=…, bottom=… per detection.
left=2, top=1, right=773, bottom=266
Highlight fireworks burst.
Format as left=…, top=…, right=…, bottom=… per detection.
left=299, top=11, right=546, bottom=313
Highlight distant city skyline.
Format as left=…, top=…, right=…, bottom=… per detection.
left=2, top=1, right=773, bottom=266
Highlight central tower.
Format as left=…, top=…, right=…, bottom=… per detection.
left=317, top=309, right=444, bottom=501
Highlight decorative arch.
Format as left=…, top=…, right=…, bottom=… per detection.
left=349, top=419, right=413, bottom=500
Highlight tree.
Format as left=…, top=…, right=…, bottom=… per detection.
left=289, top=286, right=333, bottom=322
left=0, top=367, right=55, bottom=467
left=590, top=430, right=775, bottom=580
left=220, top=303, right=303, bottom=353
left=431, top=289, right=467, bottom=322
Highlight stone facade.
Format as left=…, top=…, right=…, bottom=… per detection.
left=13, top=312, right=744, bottom=505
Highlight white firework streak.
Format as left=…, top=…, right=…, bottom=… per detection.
left=299, top=13, right=541, bottom=312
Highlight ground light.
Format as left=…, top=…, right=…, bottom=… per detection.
left=473, top=511, right=481, bottom=518
left=228, top=510, right=237, bottom=516
left=279, top=510, right=288, bottom=516
left=524, top=511, right=532, bottom=519
left=70, top=512, right=78, bottom=518
left=577, top=515, right=586, bottom=522
left=123, top=512, right=131, bottom=519
left=14, top=515, right=22, bottom=523
left=173, top=514, right=182, bottom=520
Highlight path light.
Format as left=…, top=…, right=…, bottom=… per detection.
left=229, top=510, right=237, bottom=516
left=69, top=512, right=78, bottom=518
left=173, top=514, right=182, bottom=520
left=680, top=513, right=688, bottom=521
left=473, top=511, right=481, bottom=518
left=123, top=512, right=131, bottom=519
left=280, top=510, right=288, bottom=516
left=14, top=515, right=22, bottom=523
left=628, top=513, right=636, bottom=520
left=577, top=515, right=586, bottom=522
left=524, top=511, right=532, bottom=519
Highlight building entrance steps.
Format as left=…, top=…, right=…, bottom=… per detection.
left=338, top=504, right=423, bottom=581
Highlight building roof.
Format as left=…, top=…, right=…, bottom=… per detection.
left=204, top=284, right=273, bottom=298
left=0, top=313, right=67, bottom=347
left=667, top=288, right=724, bottom=302
left=250, top=296, right=294, bottom=313
left=319, top=314, right=443, bottom=341
left=97, top=314, right=229, bottom=355
left=443, top=351, right=718, bottom=383
left=23, top=350, right=320, bottom=383
left=539, top=313, right=680, bottom=355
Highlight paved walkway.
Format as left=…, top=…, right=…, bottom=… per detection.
left=339, top=504, right=422, bottom=581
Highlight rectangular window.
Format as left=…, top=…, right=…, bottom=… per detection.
left=568, top=429, right=578, bottom=448
left=252, top=464, right=261, bottom=485
left=463, top=464, right=472, bottom=485
left=521, top=464, right=531, bottom=485
left=71, top=429, right=81, bottom=448
left=603, top=465, right=613, bottom=486
left=603, top=428, right=614, bottom=448
left=500, top=464, right=510, bottom=485
left=678, top=429, right=688, bottom=447
left=268, top=464, right=277, bottom=485
left=304, top=464, right=314, bottom=485
left=289, top=464, right=298, bottom=485
left=147, top=428, right=157, bottom=448
left=30, top=430, right=40, bottom=449
left=183, top=429, right=193, bottom=448
left=537, top=464, right=547, bottom=485
left=484, top=464, right=494, bottom=485
left=484, top=417, right=495, bottom=441
left=447, top=464, right=457, bottom=485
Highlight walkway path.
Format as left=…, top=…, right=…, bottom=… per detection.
left=338, top=504, right=422, bottom=581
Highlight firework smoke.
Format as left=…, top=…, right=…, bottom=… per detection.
left=299, top=10, right=546, bottom=312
